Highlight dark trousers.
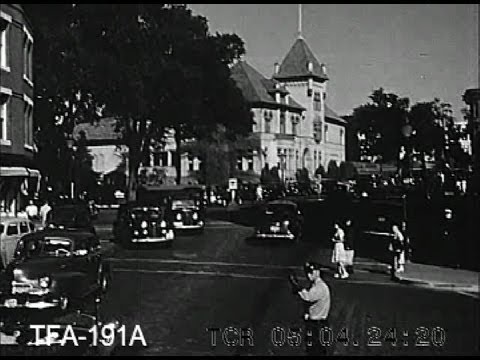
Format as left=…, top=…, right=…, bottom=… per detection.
left=305, top=318, right=330, bottom=356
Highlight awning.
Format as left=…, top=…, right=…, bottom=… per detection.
left=0, top=167, right=41, bottom=178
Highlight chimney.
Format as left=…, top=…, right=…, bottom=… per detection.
left=274, top=62, right=280, bottom=75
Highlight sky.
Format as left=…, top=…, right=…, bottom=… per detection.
left=188, top=4, right=479, bottom=119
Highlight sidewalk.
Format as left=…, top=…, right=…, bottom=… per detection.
left=397, top=262, right=479, bottom=293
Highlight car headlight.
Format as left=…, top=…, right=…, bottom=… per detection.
left=176, top=213, right=182, bottom=221
left=39, top=276, right=51, bottom=289
left=192, top=212, right=198, bottom=220
left=160, top=220, right=167, bottom=228
left=141, top=221, right=148, bottom=229
left=283, top=220, right=290, bottom=227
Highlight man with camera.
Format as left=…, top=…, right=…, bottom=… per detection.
left=289, top=262, right=331, bottom=356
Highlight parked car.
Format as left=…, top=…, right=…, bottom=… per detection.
left=0, top=229, right=110, bottom=313
left=0, top=216, right=36, bottom=270
left=45, top=204, right=96, bottom=236
left=113, top=203, right=175, bottom=247
left=253, top=200, right=304, bottom=242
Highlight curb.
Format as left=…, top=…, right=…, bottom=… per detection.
left=398, top=276, right=479, bottom=293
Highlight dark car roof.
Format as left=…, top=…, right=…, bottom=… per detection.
left=21, top=229, right=95, bottom=243
left=267, top=200, right=297, bottom=208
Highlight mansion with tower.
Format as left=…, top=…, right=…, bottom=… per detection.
left=231, top=6, right=346, bottom=181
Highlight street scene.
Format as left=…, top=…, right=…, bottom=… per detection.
left=1, top=3, right=479, bottom=357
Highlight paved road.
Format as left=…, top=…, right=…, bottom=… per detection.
left=94, top=213, right=479, bottom=356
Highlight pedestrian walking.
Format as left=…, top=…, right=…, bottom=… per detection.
left=331, top=222, right=349, bottom=279
left=39, top=200, right=52, bottom=226
left=388, top=223, right=405, bottom=279
left=289, top=262, right=331, bottom=356
left=344, top=219, right=355, bottom=275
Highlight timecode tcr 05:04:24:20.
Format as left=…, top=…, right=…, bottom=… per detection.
left=269, top=326, right=447, bottom=347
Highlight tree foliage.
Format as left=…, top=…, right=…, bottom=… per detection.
left=350, top=88, right=409, bottom=162
left=26, top=4, right=251, bottom=200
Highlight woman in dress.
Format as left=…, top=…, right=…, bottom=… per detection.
left=331, top=222, right=349, bottom=279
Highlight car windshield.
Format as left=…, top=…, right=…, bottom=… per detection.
left=131, top=207, right=162, bottom=219
left=172, top=199, right=197, bottom=209
left=48, top=207, right=90, bottom=228
left=264, top=204, right=294, bottom=220
left=17, top=237, right=74, bottom=258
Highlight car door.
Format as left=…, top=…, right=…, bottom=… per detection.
left=2, top=222, right=21, bottom=267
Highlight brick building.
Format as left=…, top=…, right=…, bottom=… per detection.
left=0, top=3, right=39, bottom=215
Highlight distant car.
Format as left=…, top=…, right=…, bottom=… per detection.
left=253, top=200, right=304, bottom=242
left=170, top=197, right=205, bottom=232
left=137, top=185, right=206, bottom=232
left=0, top=216, right=36, bottom=270
left=0, top=229, right=110, bottom=313
left=45, top=204, right=96, bottom=236
left=113, top=203, right=175, bottom=247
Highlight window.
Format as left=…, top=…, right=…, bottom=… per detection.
left=340, top=129, right=344, bottom=145
left=23, top=27, right=33, bottom=82
left=7, top=223, right=18, bottom=236
left=20, top=222, right=29, bottom=234
left=314, top=92, right=322, bottom=111
left=324, top=124, right=329, bottom=142
left=237, top=156, right=243, bottom=171
left=153, top=152, right=161, bottom=166
left=280, top=111, right=286, bottom=134
left=161, top=152, right=168, bottom=166
left=291, top=115, right=298, bottom=135
left=188, top=155, right=194, bottom=171
left=1, top=95, right=9, bottom=141
left=0, top=18, right=9, bottom=70
left=313, top=119, right=322, bottom=143
left=24, top=99, right=33, bottom=146
left=264, top=110, right=272, bottom=133
left=246, top=154, right=254, bottom=171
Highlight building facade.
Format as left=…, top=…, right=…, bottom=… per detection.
left=231, top=36, right=346, bottom=181
left=0, top=4, right=39, bottom=215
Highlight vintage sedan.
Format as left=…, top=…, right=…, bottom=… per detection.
left=0, top=229, right=110, bottom=313
left=170, top=197, right=205, bottom=232
left=253, top=200, right=304, bottom=242
left=113, top=203, right=175, bottom=247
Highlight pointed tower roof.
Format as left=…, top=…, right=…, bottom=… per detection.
left=231, top=61, right=305, bottom=111
left=273, top=38, right=328, bottom=82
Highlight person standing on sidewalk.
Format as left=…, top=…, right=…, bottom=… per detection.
left=388, top=223, right=405, bottom=279
left=331, top=222, right=349, bottom=279
left=344, top=219, right=356, bottom=275
left=39, top=200, right=52, bottom=227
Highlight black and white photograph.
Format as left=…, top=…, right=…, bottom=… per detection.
left=0, top=3, right=479, bottom=356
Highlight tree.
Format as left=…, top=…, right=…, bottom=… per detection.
left=296, top=167, right=311, bottom=193
left=28, top=4, right=251, bottom=200
left=25, top=4, right=102, bottom=193
left=350, top=88, right=409, bottom=162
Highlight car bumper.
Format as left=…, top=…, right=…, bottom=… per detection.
left=255, top=232, right=296, bottom=240
left=172, top=221, right=204, bottom=230
left=131, top=237, right=173, bottom=243
left=0, top=294, right=63, bottom=310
